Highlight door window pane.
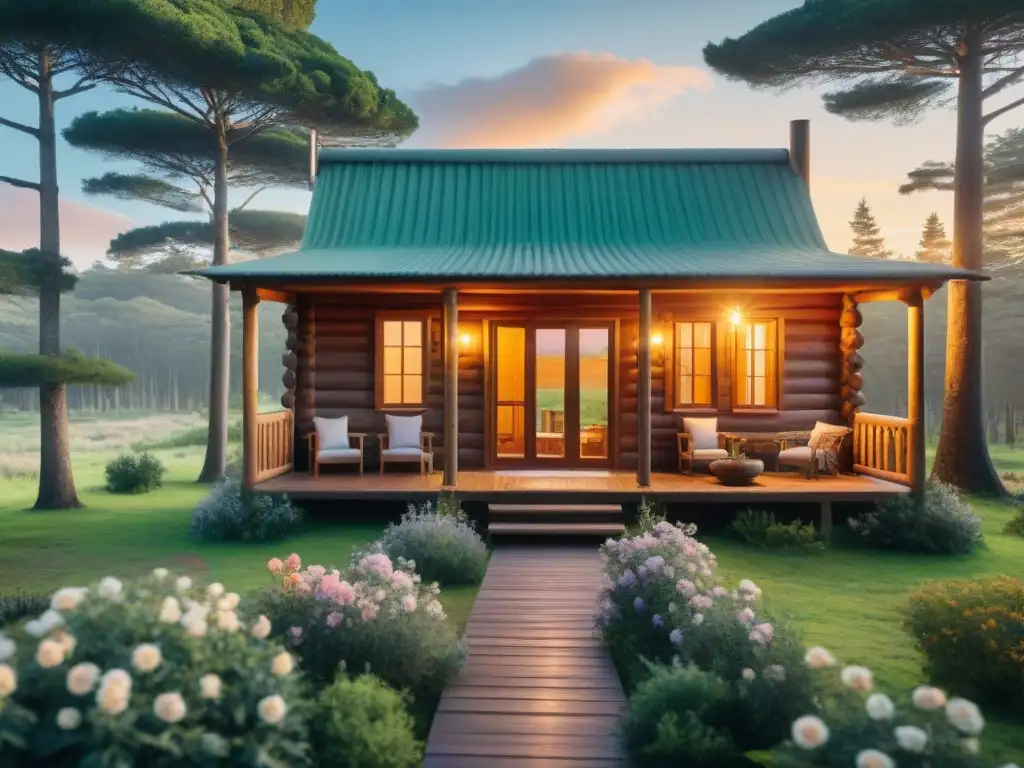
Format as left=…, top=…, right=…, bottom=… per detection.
left=496, top=326, right=526, bottom=458
left=535, top=329, right=565, bottom=458
left=579, top=328, right=609, bottom=460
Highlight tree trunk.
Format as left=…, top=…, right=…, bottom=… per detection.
left=33, top=50, right=81, bottom=510
left=1007, top=402, right=1017, bottom=447
left=197, top=122, right=231, bottom=483
left=931, top=39, right=1005, bottom=495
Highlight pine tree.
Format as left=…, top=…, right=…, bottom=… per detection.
left=916, top=213, right=952, bottom=264
left=848, top=198, right=890, bottom=259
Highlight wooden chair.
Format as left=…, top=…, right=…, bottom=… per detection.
left=677, top=417, right=729, bottom=474
left=307, top=416, right=365, bottom=478
left=378, top=414, right=434, bottom=475
left=776, top=423, right=851, bottom=479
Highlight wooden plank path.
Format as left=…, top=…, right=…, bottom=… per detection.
left=424, top=546, right=627, bottom=767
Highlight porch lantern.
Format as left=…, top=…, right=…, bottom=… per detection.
left=729, top=307, right=743, bottom=326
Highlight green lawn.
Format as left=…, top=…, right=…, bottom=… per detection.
left=0, top=446, right=479, bottom=631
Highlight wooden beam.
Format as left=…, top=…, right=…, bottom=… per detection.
left=638, top=288, right=653, bottom=487
left=906, top=289, right=926, bottom=494
left=443, top=287, right=459, bottom=487
left=255, top=288, right=295, bottom=304
left=242, top=289, right=261, bottom=489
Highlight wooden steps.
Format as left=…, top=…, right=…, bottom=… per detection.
left=487, top=503, right=625, bottom=538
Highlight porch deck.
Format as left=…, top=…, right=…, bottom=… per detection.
left=254, top=469, right=909, bottom=504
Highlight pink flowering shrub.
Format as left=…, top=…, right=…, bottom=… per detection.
left=248, top=550, right=465, bottom=708
left=0, top=570, right=310, bottom=767
left=600, top=524, right=816, bottom=762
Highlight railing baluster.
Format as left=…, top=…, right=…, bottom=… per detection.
left=251, top=410, right=294, bottom=482
left=852, top=413, right=911, bottom=487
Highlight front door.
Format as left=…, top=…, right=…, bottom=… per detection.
left=492, top=322, right=613, bottom=467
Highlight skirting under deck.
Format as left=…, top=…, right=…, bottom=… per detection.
left=423, top=546, right=627, bottom=767
left=254, top=469, right=909, bottom=503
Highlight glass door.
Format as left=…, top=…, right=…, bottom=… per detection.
left=493, top=322, right=613, bottom=467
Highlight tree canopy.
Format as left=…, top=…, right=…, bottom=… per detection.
left=848, top=199, right=890, bottom=259
left=703, top=1, right=1024, bottom=127
left=916, top=213, right=952, bottom=264
left=0, top=250, right=78, bottom=295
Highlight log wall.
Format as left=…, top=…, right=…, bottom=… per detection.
left=294, top=291, right=843, bottom=474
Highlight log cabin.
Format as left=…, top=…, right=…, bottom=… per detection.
left=196, top=121, right=983, bottom=533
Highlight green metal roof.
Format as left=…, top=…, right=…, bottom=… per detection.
left=199, top=148, right=982, bottom=283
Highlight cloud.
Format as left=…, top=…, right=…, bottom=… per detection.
left=0, top=187, right=135, bottom=269
left=406, top=52, right=710, bottom=148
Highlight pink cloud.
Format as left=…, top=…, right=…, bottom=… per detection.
left=407, top=52, right=710, bottom=148
left=0, top=186, right=135, bottom=269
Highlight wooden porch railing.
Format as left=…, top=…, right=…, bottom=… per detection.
left=255, top=410, right=294, bottom=483
left=853, top=412, right=911, bottom=486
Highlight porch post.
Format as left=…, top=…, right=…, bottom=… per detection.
left=638, top=288, right=653, bottom=487
left=443, top=287, right=459, bottom=486
left=906, top=288, right=926, bottom=494
left=242, top=287, right=260, bottom=489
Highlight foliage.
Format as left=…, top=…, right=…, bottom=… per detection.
left=0, top=569, right=311, bottom=766
left=848, top=199, right=891, bottom=259
left=620, top=662, right=743, bottom=768
left=1002, top=504, right=1024, bottom=537
left=730, top=509, right=824, bottom=553
left=0, top=250, right=77, bottom=295
left=773, top=646, right=992, bottom=767
left=232, top=0, right=317, bottom=30
left=916, top=213, right=953, bottom=265
left=0, top=350, right=136, bottom=388
left=247, top=551, right=465, bottom=702
left=190, top=475, right=303, bottom=542
left=103, top=450, right=165, bottom=494
left=636, top=496, right=667, bottom=533
left=847, top=481, right=985, bottom=555
left=598, top=525, right=816, bottom=755
left=0, top=592, right=50, bottom=629
left=312, top=674, right=423, bottom=768
left=376, top=502, right=488, bottom=587
left=137, top=420, right=243, bottom=451
left=905, top=576, right=1024, bottom=713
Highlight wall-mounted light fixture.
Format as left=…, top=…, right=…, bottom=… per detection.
left=460, top=332, right=473, bottom=347
left=650, top=332, right=664, bottom=347
left=729, top=307, right=743, bottom=327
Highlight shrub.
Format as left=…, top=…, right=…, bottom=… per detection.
left=313, top=674, right=423, bottom=768
left=248, top=551, right=466, bottom=704
left=846, top=480, right=984, bottom=555
left=0, top=569, right=311, bottom=766
left=905, top=576, right=1024, bottom=713
left=377, top=501, right=488, bottom=586
left=597, top=524, right=816, bottom=753
left=103, top=451, right=165, bottom=494
left=730, top=509, right=823, bottom=552
left=0, top=591, right=50, bottom=629
left=636, top=496, right=667, bottom=533
left=190, top=476, right=303, bottom=542
left=620, top=663, right=742, bottom=767
left=1003, top=503, right=1024, bottom=538
left=774, top=645, right=993, bottom=766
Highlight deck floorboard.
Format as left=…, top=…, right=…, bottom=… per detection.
left=424, top=546, right=627, bottom=767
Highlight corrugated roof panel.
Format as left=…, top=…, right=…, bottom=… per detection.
left=199, top=149, right=982, bottom=282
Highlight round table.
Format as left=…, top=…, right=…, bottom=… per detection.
left=708, top=458, right=765, bottom=486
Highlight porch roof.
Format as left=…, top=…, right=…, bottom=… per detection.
left=198, top=148, right=982, bottom=284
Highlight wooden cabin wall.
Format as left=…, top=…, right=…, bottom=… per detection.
left=293, top=291, right=842, bottom=475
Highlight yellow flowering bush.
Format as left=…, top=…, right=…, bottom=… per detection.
left=905, top=576, right=1024, bottom=713
left=0, top=570, right=311, bottom=766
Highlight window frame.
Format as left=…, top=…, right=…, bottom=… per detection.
left=731, top=316, right=785, bottom=412
left=665, top=319, right=718, bottom=413
left=374, top=311, right=431, bottom=411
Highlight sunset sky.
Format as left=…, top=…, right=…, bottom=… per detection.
left=2, top=0, right=1019, bottom=269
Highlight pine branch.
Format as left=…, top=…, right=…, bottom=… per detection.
left=0, top=117, right=39, bottom=139
left=54, top=79, right=96, bottom=101
left=984, top=95, right=1024, bottom=127
left=0, top=176, right=41, bottom=192
left=235, top=186, right=268, bottom=212
left=982, top=66, right=1024, bottom=99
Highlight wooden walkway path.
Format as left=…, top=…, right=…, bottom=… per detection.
left=424, top=546, right=627, bottom=767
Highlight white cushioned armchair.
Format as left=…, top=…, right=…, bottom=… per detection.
left=776, top=421, right=851, bottom=479
left=308, top=415, right=365, bottom=477
left=378, top=414, right=434, bottom=475
left=677, top=417, right=729, bottom=474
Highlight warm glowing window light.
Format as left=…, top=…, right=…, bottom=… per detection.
left=651, top=333, right=664, bottom=346
left=729, top=307, right=743, bottom=326
left=460, top=333, right=472, bottom=346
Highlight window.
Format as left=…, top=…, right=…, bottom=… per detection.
left=376, top=316, right=427, bottom=409
left=735, top=319, right=779, bottom=408
left=673, top=321, right=714, bottom=408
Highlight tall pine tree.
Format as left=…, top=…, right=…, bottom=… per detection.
left=848, top=199, right=890, bottom=259
left=916, top=213, right=952, bottom=264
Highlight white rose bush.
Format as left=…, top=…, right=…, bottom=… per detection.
left=0, top=570, right=310, bottom=766
left=773, top=646, right=1005, bottom=767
